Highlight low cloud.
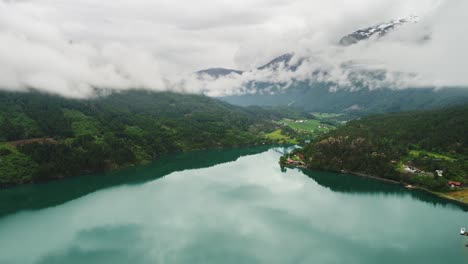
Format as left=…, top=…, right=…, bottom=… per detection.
left=0, top=0, right=465, bottom=98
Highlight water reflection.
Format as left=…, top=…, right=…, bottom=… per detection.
left=282, top=166, right=468, bottom=212
left=36, top=224, right=147, bottom=264
left=0, top=146, right=271, bottom=218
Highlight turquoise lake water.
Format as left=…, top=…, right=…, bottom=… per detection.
left=0, top=147, right=467, bottom=264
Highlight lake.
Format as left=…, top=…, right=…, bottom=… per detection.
left=0, top=147, right=467, bottom=264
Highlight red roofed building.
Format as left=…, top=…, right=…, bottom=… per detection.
left=448, top=181, right=462, bottom=188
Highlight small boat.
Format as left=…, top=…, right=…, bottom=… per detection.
left=461, top=227, right=466, bottom=236
left=405, top=185, right=414, bottom=189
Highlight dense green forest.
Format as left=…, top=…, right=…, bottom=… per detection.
left=285, top=105, right=468, bottom=191
left=224, top=83, right=468, bottom=114
left=0, top=90, right=307, bottom=187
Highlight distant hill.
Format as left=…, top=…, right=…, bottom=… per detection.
left=222, top=82, right=468, bottom=114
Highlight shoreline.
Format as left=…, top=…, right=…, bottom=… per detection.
left=283, top=163, right=468, bottom=207
left=347, top=173, right=468, bottom=207
left=345, top=171, right=401, bottom=185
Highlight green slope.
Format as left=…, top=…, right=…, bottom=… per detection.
left=0, top=90, right=282, bottom=187
left=295, top=104, right=468, bottom=191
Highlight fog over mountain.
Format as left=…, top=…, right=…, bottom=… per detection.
left=0, top=0, right=466, bottom=98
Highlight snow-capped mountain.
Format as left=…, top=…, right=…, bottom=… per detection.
left=339, top=16, right=419, bottom=46
left=197, top=53, right=301, bottom=78
left=197, top=16, right=419, bottom=78
left=258, top=53, right=294, bottom=71
left=195, top=16, right=468, bottom=114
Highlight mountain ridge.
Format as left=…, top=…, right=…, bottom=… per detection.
left=339, top=16, right=419, bottom=46
left=197, top=16, right=419, bottom=78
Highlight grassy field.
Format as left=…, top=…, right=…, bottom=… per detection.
left=437, top=189, right=468, bottom=203
left=311, top=112, right=344, bottom=119
left=277, top=119, right=331, bottom=132
left=409, top=150, right=455, bottom=161
left=265, top=130, right=298, bottom=144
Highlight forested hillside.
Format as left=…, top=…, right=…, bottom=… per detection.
left=291, top=105, right=468, bottom=191
left=223, top=83, right=468, bottom=114
left=0, top=90, right=291, bottom=187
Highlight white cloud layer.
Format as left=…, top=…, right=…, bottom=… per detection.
left=0, top=0, right=465, bottom=97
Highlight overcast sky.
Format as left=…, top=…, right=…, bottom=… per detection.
left=0, top=0, right=465, bottom=97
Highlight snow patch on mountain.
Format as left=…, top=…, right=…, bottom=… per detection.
left=339, top=16, right=419, bottom=46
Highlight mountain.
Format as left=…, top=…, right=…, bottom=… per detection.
left=290, top=104, right=468, bottom=191
left=193, top=16, right=460, bottom=116
left=0, top=90, right=290, bottom=187
left=197, top=16, right=418, bottom=78
left=256, top=53, right=306, bottom=72
left=196, top=53, right=298, bottom=78
left=196, top=68, right=243, bottom=78
left=339, top=16, right=419, bottom=46
left=222, top=82, right=468, bottom=114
